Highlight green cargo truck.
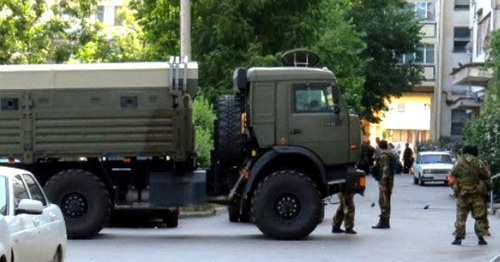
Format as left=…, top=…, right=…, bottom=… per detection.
left=0, top=50, right=365, bottom=240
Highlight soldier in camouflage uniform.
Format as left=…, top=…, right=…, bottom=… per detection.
left=449, top=145, right=492, bottom=246
left=332, top=192, right=356, bottom=234
left=372, top=140, right=394, bottom=229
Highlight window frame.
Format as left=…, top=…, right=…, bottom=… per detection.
left=292, top=83, right=337, bottom=114
left=453, top=27, right=471, bottom=53
left=22, top=174, right=48, bottom=207
left=414, top=2, right=436, bottom=22
left=0, top=176, right=8, bottom=216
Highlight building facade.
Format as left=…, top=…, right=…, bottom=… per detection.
left=372, top=0, right=496, bottom=149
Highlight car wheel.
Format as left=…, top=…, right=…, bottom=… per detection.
left=44, top=169, right=111, bottom=239
left=251, top=170, right=322, bottom=240
left=50, top=247, right=62, bottom=262
left=413, top=176, right=418, bottom=185
left=418, top=175, right=425, bottom=186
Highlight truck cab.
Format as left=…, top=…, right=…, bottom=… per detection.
left=208, top=50, right=365, bottom=239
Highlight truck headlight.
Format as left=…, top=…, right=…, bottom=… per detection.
left=423, top=169, right=431, bottom=174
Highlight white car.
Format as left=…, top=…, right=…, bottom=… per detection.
left=413, top=151, right=454, bottom=186
left=0, top=166, right=67, bottom=262
left=0, top=215, right=12, bottom=262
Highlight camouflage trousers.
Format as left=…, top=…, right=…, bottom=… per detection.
left=454, top=194, right=488, bottom=239
left=378, top=181, right=393, bottom=219
left=333, top=192, right=355, bottom=230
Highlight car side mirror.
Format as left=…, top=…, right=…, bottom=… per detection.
left=451, top=158, right=456, bottom=163
left=16, top=199, right=43, bottom=215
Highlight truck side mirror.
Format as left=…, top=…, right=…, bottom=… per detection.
left=334, top=105, right=341, bottom=115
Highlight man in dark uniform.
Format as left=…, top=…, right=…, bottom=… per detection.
left=402, top=143, right=414, bottom=174
left=372, top=140, right=394, bottom=229
left=449, top=145, right=492, bottom=245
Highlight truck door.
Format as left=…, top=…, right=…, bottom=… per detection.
left=286, top=83, right=349, bottom=165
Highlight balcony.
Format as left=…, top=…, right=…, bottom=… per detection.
left=451, top=62, right=493, bottom=87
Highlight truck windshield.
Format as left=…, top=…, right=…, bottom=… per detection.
left=294, top=84, right=337, bottom=113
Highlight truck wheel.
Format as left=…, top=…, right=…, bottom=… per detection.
left=163, top=208, right=179, bottom=228
left=251, top=170, right=322, bottom=240
left=44, top=169, right=110, bottom=239
left=214, top=95, right=244, bottom=168
left=228, top=200, right=240, bottom=222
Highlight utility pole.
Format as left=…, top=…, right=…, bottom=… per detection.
left=180, top=0, right=191, bottom=60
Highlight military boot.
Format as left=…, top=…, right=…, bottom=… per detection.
left=332, top=226, right=344, bottom=233
left=451, top=238, right=462, bottom=245
left=345, top=228, right=357, bottom=234
left=372, top=217, right=390, bottom=229
left=478, top=236, right=487, bottom=246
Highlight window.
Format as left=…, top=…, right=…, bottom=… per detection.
left=0, top=176, right=7, bottom=215
left=451, top=109, right=471, bottom=136
left=114, top=6, right=123, bottom=26
left=13, top=175, right=29, bottom=208
left=454, top=0, right=470, bottom=10
left=477, top=14, right=491, bottom=54
left=294, top=85, right=336, bottom=113
left=97, top=6, right=104, bottom=22
left=414, top=2, right=436, bottom=22
left=454, top=27, right=470, bottom=53
left=397, top=103, right=405, bottom=112
left=23, top=174, right=47, bottom=206
left=420, top=154, right=452, bottom=164
left=397, top=44, right=435, bottom=64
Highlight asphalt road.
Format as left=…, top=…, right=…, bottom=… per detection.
left=66, top=175, right=499, bottom=262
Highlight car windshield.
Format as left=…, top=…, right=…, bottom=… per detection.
left=420, top=154, right=452, bottom=164
left=0, top=176, right=7, bottom=216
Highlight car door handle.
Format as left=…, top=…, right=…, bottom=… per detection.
left=49, top=212, right=57, bottom=222
left=33, top=217, right=40, bottom=227
left=290, top=128, right=301, bottom=135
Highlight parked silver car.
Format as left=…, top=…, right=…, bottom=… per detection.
left=0, top=166, right=67, bottom=262
left=412, top=151, right=454, bottom=186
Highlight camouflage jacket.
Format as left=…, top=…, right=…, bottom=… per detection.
left=378, top=151, right=395, bottom=187
left=450, top=154, right=492, bottom=196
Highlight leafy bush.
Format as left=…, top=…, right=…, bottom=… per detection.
left=193, top=95, right=215, bottom=168
left=415, top=137, right=463, bottom=155
left=464, top=112, right=500, bottom=174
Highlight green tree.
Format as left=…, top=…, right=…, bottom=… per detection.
left=346, top=0, right=423, bottom=122
left=131, top=0, right=366, bottom=106
left=464, top=30, right=500, bottom=174
left=0, top=0, right=53, bottom=64
left=192, top=95, right=215, bottom=168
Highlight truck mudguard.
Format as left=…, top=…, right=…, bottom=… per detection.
left=244, top=145, right=327, bottom=196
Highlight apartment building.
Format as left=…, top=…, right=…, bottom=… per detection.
left=451, top=0, right=497, bottom=107
left=372, top=0, right=494, bottom=148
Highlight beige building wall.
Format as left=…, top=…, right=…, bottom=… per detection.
left=436, top=0, right=473, bottom=139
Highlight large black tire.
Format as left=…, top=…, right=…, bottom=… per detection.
left=228, top=201, right=240, bottom=222
left=162, top=208, right=179, bottom=228
left=44, top=169, right=111, bottom=239
left=251, top=170, right=322, bottom=240
left=214, top=95, right=244, bottom=168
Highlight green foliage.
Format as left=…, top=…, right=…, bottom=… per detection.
left=415, top=138, right=464, bottom=155
left=346, top=0, right=423, bottom=122
left=0, top=0, right=52, bottom=64
left=462, top=30, right=500, bottom=174
left=193, top=95, right=216, bottom=168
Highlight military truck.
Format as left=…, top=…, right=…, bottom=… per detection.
left=0, top=50, right=365, bottom=240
